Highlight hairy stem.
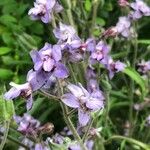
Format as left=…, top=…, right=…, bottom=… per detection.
left=90, top=0, right=100, bottom=36
left=65, top=0, right=76, bottom=28
left=129, top=24, right=138, bottom=136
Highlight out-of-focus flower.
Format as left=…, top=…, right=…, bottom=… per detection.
left=28, top=0, right=63, bottom=23
left=34, top=143, right=50, bottom=150
left=61, top=83, right=104, bottom=126
left=146, top=115, right=150, bottom=126
left=53, top=23, right=81, bottom=49
left=118, top=0, right=129, bottom=7
left=90, top=41, right=110, bottom=62
left=115, top=16, right=131, bottom=37
left=30, top=43, right=69, bottom=79
left=105, top=57, right=126, bottom=79
left=68, top=140, right=94, bottom=150
left=137, top=60, right=150, bottom=74
left=129, top=0, right=150, bottom=20
left=14, top=113, right=40, bottom=135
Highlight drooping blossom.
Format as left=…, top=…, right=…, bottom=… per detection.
left=105, top=57, right=126, bottom=79
left=30, top=43, right=69, bottom=79
left=14, top=113, right=40, bottom=135
left=61, top=83, right=104, bottom=126
left=4, top=69, right=49, bottom=110
left=90, top=40, right=110, bottom=63
left=129, top=0, right=150, bottom=20
left=137, top=60, right=150, bottom=74
left=115, top=16, right=131, bottom=37
left=53, top=23, right=81, bottom=49
left=28, top=0, right=63, bottom=23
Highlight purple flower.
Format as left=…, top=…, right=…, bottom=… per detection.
left=34, top=143, right=49, bottom=150
left=69, top=140, right=94, bottom=150
left=30, top=43, right=62, bottom=72
left=90, top=41, right=110, bottom=62
left=137, top=60, right=150, bottom=74
left=61, top=83, right=104, bottom=126
left=4, top=69, right=50, bottom=110
left=28, top=0, right=63, bottom=23
left=14, top=113, right=40, bottom=135
left=53, top=23, right=81, bottom=49
left=4, top=82, right=33, bottom=110
left=129, top=0, right=150, bottom=20
left=105, top=57, right=126, bottom=79
left=115, top=16, right=131, bottom=37
left=30, top=43, right=69, bottom=79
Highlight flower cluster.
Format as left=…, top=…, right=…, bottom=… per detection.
left=113, top=0, right=150, bottom=37
left=28, top=0, right=63, bottom=23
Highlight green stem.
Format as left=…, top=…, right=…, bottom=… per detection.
left=129, top=24, right=138, bottom=136
left=82, top=119, right=94, bottom=142
left=65, top=0, right=76, bottom=28
left=90, top=0, right=100, bottom=36
left=58, top=80, right=88, bottom=150
left=0, top=132, right=29, bottom=150
left=105, top=135, right=149, bottom=150
left=0, top=121, right=10, bottom=150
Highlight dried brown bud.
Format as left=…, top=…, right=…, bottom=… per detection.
left=102, top=27, right=118, bottom=38
left=38, top=122, right=54, bottom=135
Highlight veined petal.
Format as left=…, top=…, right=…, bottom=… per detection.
left=52, top=44, right=62, bottom=61
left=78, top=110, right=90, bottom=126
left=67, top=84, right=84, bottom=98
left=4, top=87, right=21, bottom=100
left=43, top=58, right=55, bottom=72
left=53, top=63, right=69, bottom=78
left=61, top=93, right=79, bottom=108
left=86, top=98, right=104, bottom=111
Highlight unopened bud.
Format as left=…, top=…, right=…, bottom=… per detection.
left=118, top=0, right=129, bottom=7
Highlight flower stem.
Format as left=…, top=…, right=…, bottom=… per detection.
left=0, top=131, right=29, bottom=150
left=90, top=0, right=100, bottom=36
left=58, top=80, right=88, bottom=150
left=129, top=24, right=138, bottom=136
left=82, top=119, right=94, bottom=142
left=105, top=135, right=149, bottom=149
left=65, top=0, right=76, bottom=28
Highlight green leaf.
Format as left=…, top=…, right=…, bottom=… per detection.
left=138, top=40, right=150, bottom=45
left=96, top=17, right=106, bottom=26
left=0, top=47, right=11, bottom=55
left=0, top=15, right=17, bottom=24
left=0, top=96, right=15, bottom=122
left=2, top=33, right=14, bottom=45
left=85, top=0, right=91, bottom=12
left=0, top=68, right=14, bottom=80
left=123, top=67, right=146, bottom=95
